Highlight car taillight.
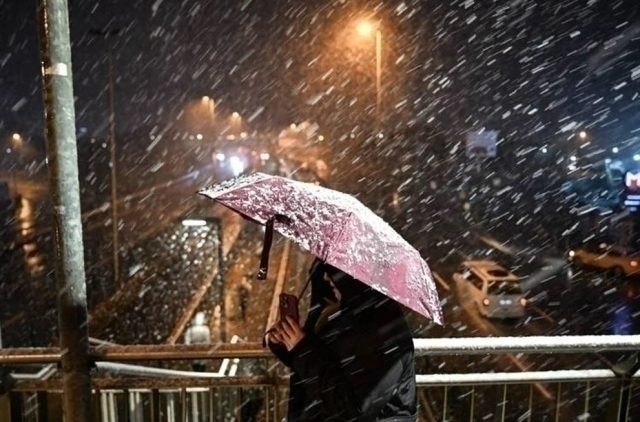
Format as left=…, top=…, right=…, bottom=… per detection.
left=520, top=298, right=527, bottom=307
left=482, top=298, right=490, bottom=306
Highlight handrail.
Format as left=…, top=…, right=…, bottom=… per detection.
left=1, top=335, right=640, bottom=364
left=9, top=369, right=640, bottom=392
left=412, top=334, right=640, bottom=355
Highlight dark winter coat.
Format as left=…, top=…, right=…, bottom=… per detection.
left=268, top=261, right=417, bottom=421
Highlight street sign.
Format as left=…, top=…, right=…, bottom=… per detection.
left=623, top=170, right=640, bottom=212
left=466, top=130, right=498, bottom=158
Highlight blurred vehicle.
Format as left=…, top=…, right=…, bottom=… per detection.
left=453, top=260, right=527, bottom=319
left=212, top=146, right=282, bottom=178
left=212, top=146, right=256, bottom=178
left=568, top=243, right=640, bottom=277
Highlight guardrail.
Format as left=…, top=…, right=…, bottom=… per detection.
left=1, top=335, right=639, bottom=422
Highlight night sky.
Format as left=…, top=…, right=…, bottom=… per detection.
left=1, top=0, right=640, bottom=152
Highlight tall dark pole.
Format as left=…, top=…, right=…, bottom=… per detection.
left=37, top=0, right=92, bottom=421
left=375, top=29, right=382, bottom=132
left=90, top=28, right=120, bottom=287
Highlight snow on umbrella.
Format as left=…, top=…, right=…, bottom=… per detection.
left=199, top=172, right=443, bottom=325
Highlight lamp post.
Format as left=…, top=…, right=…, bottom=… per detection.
left=356, top=20, right=382, bottom=131
left=202, top=96, right=215, bottom=117
left=231, top=112, right=242, bottom=136
left=89, top=28, right=121, bottom=287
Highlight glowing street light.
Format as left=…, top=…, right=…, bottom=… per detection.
left=201, top=96, right=215, bottom=118
left=232, top=112, right=240, bottom=119
left=356, top=21, right=375, bottom=37
left=12, top=133, right=22, bottom=141
left=579, top=131, right=587, bottom=140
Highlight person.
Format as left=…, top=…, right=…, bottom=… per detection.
left=184, top=312, right=211, bottom=372
left=265, top=259, right=417, bottom=421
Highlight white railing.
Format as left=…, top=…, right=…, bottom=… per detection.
left=1, top=335, right=639, bottom=422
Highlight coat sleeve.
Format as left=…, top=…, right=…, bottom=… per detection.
left=289, top=333, right=407, bottom=421
left=265, top=335, right=294, bottom=368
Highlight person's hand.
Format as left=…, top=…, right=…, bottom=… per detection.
left=269, top=316, right=305, bottom=351
left=264, top=330, right=281, bottom=347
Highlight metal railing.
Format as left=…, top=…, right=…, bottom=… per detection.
left=1, top=335, right=639, bottom=422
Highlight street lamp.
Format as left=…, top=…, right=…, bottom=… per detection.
left=202, top=96, right=215, bottom=117
left=89, top=27, right=121, bottom=287
left=579, top=131, right=588, bottom=140
left=356, top=19, right=382, bottom=131
left=12, top=133, right=22, bottom=142
left=230, top=112, right=242, bottom=136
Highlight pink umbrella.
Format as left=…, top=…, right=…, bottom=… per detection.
left=199, top=172, right=443, bottom=324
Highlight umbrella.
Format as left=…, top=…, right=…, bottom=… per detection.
left=199, top=172, right=443, bottom=324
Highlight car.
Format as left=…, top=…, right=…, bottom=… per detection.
left=568, top=243, right=640, bottom=277
left=453, top=260, right=527, bottom=319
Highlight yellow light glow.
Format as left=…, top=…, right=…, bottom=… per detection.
left=12, top=133, right=21, bottom=141
left=232, top=112, right=240, bottom=119
left=356, top=21, right=375, bottom=37
left=202, top=96, right=210, bottom=102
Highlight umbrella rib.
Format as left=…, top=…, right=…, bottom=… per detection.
left=325, top=211, right=352, bottom=262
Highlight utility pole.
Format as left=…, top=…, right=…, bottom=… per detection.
left=375, top=28, right=382, bottom=132
left=90, top=28, right=121, bottom=287
left=37, top=0, right=92, bottom=421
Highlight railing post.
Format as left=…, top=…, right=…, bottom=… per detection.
left=36, top=2, right=92, bottom=422
left=179, top=388, right=186, bottom=422
left=494, top=384, right=507, bottom=422
left=554, top=382, right=562, bottom=422
left=208, top=388, right=214, bottom=422
left=607, top=352, right=640, bottom=422
left=583, top=381, right=591, bottom=422
left=441, top=386, right=447, bottom=422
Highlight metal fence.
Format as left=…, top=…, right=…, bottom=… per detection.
left=1, top=335, right=639, bottom=422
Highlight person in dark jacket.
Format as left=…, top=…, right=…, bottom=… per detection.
left=265, top=259, right=417, bottom=421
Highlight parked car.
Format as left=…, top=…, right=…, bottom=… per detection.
left=568, top=243, right=640, bottom=277
left=453, top=260, right=527, bottom=319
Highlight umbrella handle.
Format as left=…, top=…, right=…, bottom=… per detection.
left=257, top=214, right=292, bottom=280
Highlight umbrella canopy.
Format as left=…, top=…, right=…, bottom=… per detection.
left=200, top=172, right=443, bottom=324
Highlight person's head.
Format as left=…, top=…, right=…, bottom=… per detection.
left=308, top=258, right=370, bottom=305
left=194, top=312, right=206, bottom=326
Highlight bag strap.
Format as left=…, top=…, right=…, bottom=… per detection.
left=257, top=214, right=292, bottom=280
